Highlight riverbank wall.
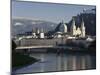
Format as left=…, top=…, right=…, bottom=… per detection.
left=15, top=38, right=67, bottom=47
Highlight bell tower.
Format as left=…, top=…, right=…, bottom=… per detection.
left=81, top=19, right=85, bottom=37
left=71, top=17, right=76, bottom=36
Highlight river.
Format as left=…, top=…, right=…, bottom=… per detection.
left=12, top=50, right=96, bottom=74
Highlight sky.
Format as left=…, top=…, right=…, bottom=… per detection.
left=12, top=1, right=95, bottom=23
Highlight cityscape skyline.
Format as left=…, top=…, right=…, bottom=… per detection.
left=12, top=1, right=96, bottom=74
left=12, top=1, right=95, bottom=23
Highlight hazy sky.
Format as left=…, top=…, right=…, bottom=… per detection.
left=12, top=1, right=95, bottom=23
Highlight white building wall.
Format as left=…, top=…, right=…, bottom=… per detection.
left=76, top=27, right=81, bottom=36
left=40, top=33, right=45, bottom=38
left=60, top=22, right=67, bottom=33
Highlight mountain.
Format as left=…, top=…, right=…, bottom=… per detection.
left=11, top=17, right=57, bottom=36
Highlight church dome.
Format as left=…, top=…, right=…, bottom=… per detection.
left=59, top=21, right=67, bottom=33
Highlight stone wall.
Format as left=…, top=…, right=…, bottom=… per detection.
left=15, top=38, right=67, bottom=47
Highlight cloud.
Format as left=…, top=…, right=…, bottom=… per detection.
left=51, top=24, right=54, bottom=27
left=31, top=21, right=43, bottom=25
left=14, top=22, right=23, bottom=26
left=31, top=22, right=36, bottom=24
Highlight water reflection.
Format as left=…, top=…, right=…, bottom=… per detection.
left=14, top=52, right=96, bottom=74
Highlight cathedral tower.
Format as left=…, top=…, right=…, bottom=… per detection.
left=81, top=19, right=85, bottom=37
left=71, top=17, right=76, bottom=36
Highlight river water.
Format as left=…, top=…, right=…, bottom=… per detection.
left=13, top=51, right=96, bottom=74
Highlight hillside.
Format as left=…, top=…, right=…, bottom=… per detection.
left=11, top=17, right=57, bottom=36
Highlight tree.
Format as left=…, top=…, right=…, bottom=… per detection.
left=12, top=40, right=17, bottom=53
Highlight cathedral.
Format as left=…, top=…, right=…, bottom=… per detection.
left=31, top=17, right=86, bottom=39
left=59, top=21, right=67, bottom=33
left=58, top=17, right=86, bottom=37
left=70, top=18, right=85, bottom=37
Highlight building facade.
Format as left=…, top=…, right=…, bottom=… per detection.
left=31, top=17, right=86, bottom=39
left=70, top=18, right=85, bottom=37
left=59, top=21, right=67, bottom=33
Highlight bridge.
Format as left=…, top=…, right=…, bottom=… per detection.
left=15, top=45, right=75, bottom=53
left=15, top=45, right=81, bottom=52
left=16, top=45, right=54, bottom=49
left=16, top=45, right=74, bottom=50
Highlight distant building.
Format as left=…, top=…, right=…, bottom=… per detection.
left=80, top=19, right=85, bottom=37
left=54, top=32, right=62, bottom=38
left=18, top=17, right=86, bottom=39
left=32, top=28, right=37, bottom=38
left=39, top=28, right=45, bottom=38
left=70, top=17, right=85, bottom=37
left=32, top=28, right=45, bottom=39
left=70, top=17, right=77, bottom=36
left=36, top=28, right=40, bottom=34
left=54, top=17, right=86, bottom=38
left=59, top=21, right=67, bottom=33
left=40, top=33, right=44, bottom=38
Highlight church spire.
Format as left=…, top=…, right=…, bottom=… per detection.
left=71, top=17, right=76, bottom=36
left=81, top=18, right=85, bottom=37
left=72, top=17, right=75, bottom=26
left=81, top=18, right=85, bottom=28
